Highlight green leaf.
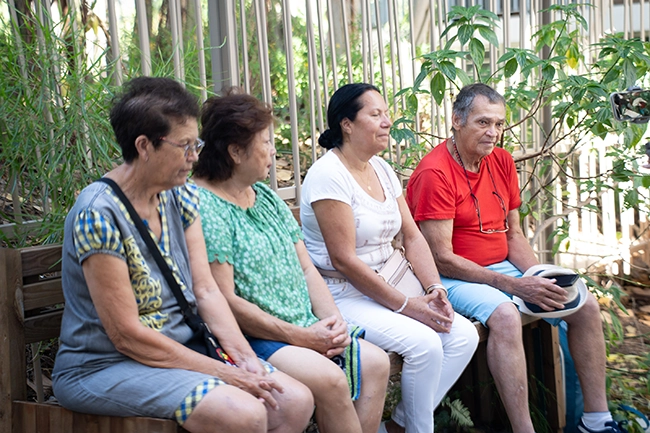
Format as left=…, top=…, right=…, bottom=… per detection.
left=390, top=117, right=415, bottom=127
left=623, top=189, right=639, bottom=210
left=406, top=94, right=419, bottom=114
left=567, top=116, right=575, bottom=129
left=598, top=47, right=616, bottom=58
left=515, top=50, right=530, bottom=68
left=519, top=61, right=539, bottom=79
left=497, top=50, right=516, bottom=63
left=439, top=24, right=455, bottom=40
left=642, top=176, right=650, bottom=188
left=504, top=58, right=518, bottom=78
left=413, top=66, right=430, bottom=92
left=438, top=61, right=457, bottom=81
left=610, top=310, right=625, bottom=341
left=390, top=128, right=405, bottom=144
left=458, top=24, right=474, bottom=46
left=430, top=72, right=446, bottom=105
left=575, top=13, right=588, bottom=31
left=534, top=28, right=556, bottom=52
left=541, top=64, right=556, bottom=81
left=469, top=38, right=485, bottom=69
left=394, top=87, right=413, bottom=98
left=622, top=124, right=648, bottom=149
left=623, top=59, right=637, bottom=87
left=591, top=122, right=608, bottom=140
left=611, top=167, right=633, bottom=183
left=474, top=7, right=499, bottom=21
left=390, top=127, right=416, bottom=145
left=601, top=67, right=620, bottom=84
left=456, top=68, right=472, bottom=86
left=477, top=25, right=499, bottom=47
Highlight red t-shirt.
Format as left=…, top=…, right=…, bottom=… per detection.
left=406, top=140, right=521, bottom=267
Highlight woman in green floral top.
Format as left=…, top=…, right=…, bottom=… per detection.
left=194, top=89, right=390, bottom=433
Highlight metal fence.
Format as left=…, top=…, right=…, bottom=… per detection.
left=2, top=0, right=649, bottom=275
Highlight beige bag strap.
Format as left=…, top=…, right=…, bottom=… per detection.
left=316, top=266, right=347, bottom=280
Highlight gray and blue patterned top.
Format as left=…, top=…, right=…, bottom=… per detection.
left=53, top=180, right=200, bottom=376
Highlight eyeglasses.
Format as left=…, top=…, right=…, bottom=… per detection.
left=464, top=162, right=509, bottom=234
left=452, top=137, right=509, bottom=234
left=159, top=137, right=205, bottom=157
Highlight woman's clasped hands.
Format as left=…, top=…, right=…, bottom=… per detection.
left=404, top=290, right=454, bottom=333
left=300, top=314, right=351, bottom=358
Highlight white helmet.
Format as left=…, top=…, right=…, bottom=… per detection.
left=513, top=264, right=588, bottom=319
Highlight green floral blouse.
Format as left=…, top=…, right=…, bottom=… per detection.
left=199, top=182, right=318, bottom=328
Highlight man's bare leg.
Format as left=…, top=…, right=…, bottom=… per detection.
left=486, top=303, right=535, bottom=433
left=563, top=295, right=608, bottom=413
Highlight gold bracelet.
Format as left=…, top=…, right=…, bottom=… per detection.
left=425, top=283, right=447, bottom=296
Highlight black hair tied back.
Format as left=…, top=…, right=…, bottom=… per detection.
left=319, top=83, right=381, bottom=150
left=318, top=129, right=338, bottom=150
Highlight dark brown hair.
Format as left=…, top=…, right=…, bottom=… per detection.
left=195, top=88, right=274, bottom=181
left=110, top=76, right=199, bottom=163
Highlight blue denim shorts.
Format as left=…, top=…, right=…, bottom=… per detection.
left=440, top=260, right=561, bottom=327
left=247, top=337, right=288, bottom=360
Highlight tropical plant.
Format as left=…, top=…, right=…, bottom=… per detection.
left=390, top=3, right=650, bottom=428
left=392, top=2, right=650, bottom=277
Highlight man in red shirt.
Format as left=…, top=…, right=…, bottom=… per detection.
left=407, top=83, right=619, bottom=433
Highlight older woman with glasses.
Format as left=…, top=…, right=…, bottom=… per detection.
left=52, top=77, right=313, bottom=433
left=300, top=83, right=479, bottom=433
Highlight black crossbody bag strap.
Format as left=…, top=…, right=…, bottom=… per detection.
left=96, top=178, right=202, bottom=328
left=96, top=178, right=235, bottom=364
left=96, top=178, right=233, bottom=364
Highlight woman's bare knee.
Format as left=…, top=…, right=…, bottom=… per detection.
left=266, top=371, right=314, bottom=433
left=270, top=346, right=349, bottom=400
left=359, top=340, right=390, bottom=383
left=183, top=385, right=266, bottom=433
left=318, top=362, right=350, bottom=397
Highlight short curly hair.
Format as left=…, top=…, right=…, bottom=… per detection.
left=195, top=88, right=274, bottom=182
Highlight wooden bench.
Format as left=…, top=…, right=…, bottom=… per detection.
left=0, top=242, right=565, bottom=433
left=0, top=245, right=185, bottom=433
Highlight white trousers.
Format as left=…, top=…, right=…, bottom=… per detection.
left=331, top=281, right=479, bottom=433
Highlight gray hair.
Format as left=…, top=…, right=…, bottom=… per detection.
left=453, top=83, right=506, bottom=126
